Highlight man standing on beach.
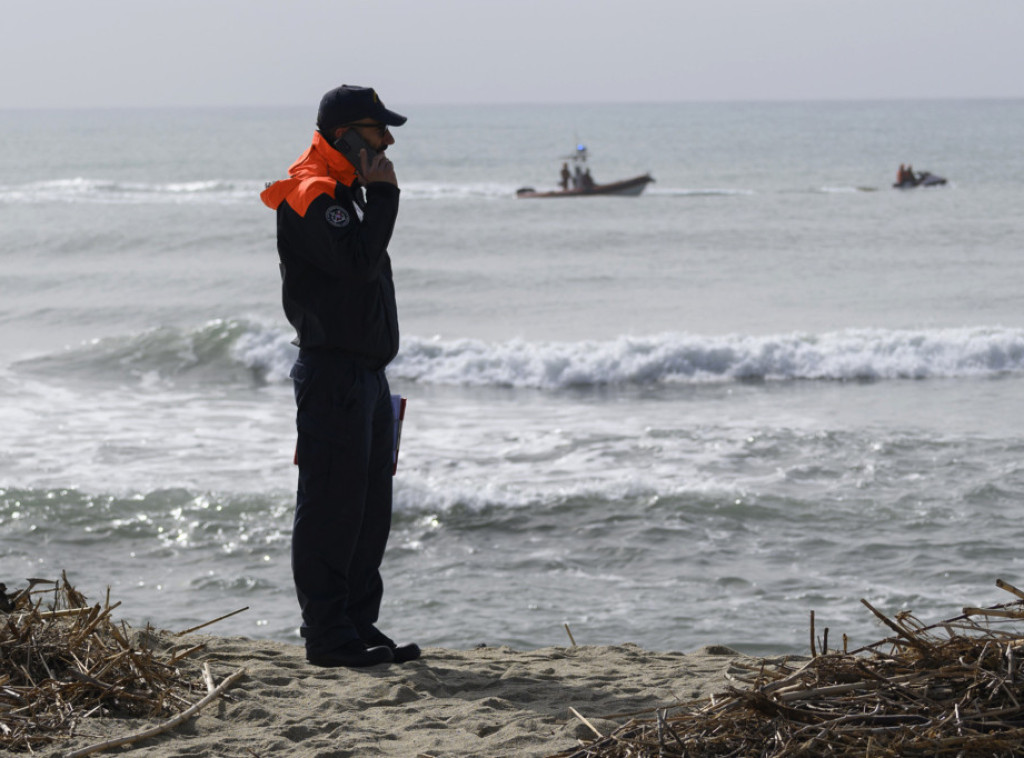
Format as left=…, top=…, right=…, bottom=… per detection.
left=260, top=85, right=419, bottom=668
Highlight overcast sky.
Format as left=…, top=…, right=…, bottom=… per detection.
left=4, top=0, right=1022, bottom=109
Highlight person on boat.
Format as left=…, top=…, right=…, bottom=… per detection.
left=896, top=163, right=918, bottom=187
left=573, top=163, right=583, bottom=189
left=581, top=168, right=595, bottom=191
left=559, top=162, right=570, bottom=191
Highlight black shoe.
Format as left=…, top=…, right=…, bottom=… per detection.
left=364, top=628, right=422, bottom=663
left=307, top=640, right=394, bottom=668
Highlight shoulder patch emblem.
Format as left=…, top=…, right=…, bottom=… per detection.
left=325, top=205, right=350, bottom=228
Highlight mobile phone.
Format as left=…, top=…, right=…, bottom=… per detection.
left=333, top=129, right=378, bottom=169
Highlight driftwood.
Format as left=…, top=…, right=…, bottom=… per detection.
left=65, top=667, right=246, bottom=757
left=0, top=572, right=244, bottom=754
left=551, top=578, right=1024, bottom=758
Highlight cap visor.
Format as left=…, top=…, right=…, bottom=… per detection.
left=381, top=108, right=407, bottom=126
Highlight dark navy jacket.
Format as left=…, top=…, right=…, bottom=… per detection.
left=261, top=133, right=400, bottom=370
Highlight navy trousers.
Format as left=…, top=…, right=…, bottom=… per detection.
left=289, top=349, right=394, bottom=656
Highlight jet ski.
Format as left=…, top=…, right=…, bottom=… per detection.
left=894, top=170, right=947, bottom=189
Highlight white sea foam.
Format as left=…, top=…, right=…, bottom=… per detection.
left=21, top=321, right=1024, bottom=389
left=400, top=181, right=520, bottom=200
left=230, top=321, right=298, bottom=383
left=388, top=327, right=1024, bottom=388
left=819, top=185, right=877, bottom=193
left=646, top=187, right=755, bottom=197
left=0, top=177, right=262, bottom=205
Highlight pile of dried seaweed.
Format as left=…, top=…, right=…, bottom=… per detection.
left=554, top=579, right=1024, bottom=758
left=0, top=572, right=242, bottom=755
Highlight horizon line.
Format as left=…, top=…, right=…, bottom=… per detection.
left=2, top=94, right=1023, bottom=112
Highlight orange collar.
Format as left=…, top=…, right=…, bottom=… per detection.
left=288, top=132, right=359, bottom=186
left=260, top=133, right=359, bottom=215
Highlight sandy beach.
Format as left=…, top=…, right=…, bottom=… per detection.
left=47, top=635, right=753, bottom=758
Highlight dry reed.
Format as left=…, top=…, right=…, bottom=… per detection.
left=0, top=572, right=241, bottom=754
left=551, top=578, right=1024, bottom=757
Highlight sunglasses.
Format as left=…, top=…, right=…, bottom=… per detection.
left=346, top=122, right=389, bottom=137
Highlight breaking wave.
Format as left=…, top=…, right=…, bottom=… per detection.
left=391, top=328, right=1024, bottom=387
left=14, top=321, right=1024, bottom=390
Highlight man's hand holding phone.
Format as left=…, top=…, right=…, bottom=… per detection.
left=358, top=149, right=397, bottom=186
left=335, top=129, right=397, bottom=187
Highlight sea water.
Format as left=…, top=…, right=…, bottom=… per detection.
left=2, top=100, right=1024, bottom=655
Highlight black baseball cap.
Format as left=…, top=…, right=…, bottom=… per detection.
left=316, top=85, right=407, bottom=136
